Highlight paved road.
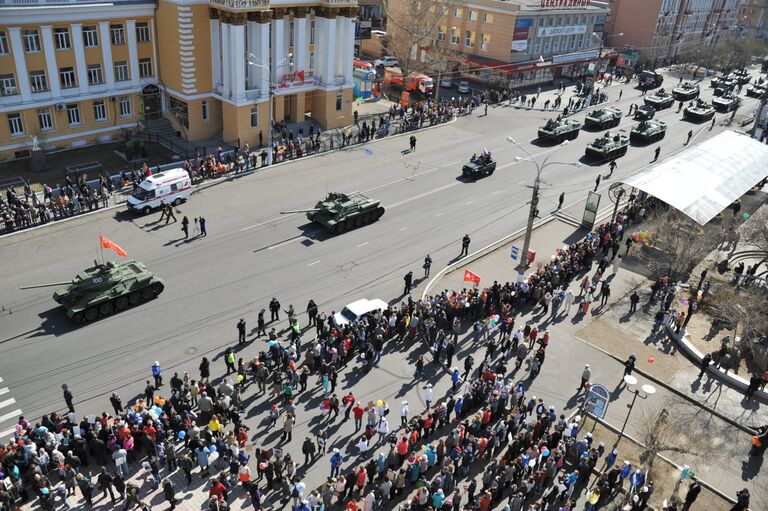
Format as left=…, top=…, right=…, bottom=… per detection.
left=0, top=67, right=761, bottom=469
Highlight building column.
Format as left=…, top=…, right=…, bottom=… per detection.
left=221, top=21, right=231, bottom=98
left=8, top=27, right=31, bottom=101
left=210, top=14, right=221, bottom=89
left=339, top=11, right=354, bottom=86
left=271, top=11, right=287, bottom=83
left=317, top=9, right=336, bottom=86
left=126, top=20, right=140, bottom=87
left=294, top=9, right=308, bottom=76
left=247, top=11, right=271, bottom=98
left=230, top=21, right=246, bottom=100
left=98, top=22, right=115, bottom=89
left=40, top=25, right=61, bottom=98
left=70, top=24, right=89, bottom=95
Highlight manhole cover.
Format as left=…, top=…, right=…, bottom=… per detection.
left=185, top=346, right=198, bottom=355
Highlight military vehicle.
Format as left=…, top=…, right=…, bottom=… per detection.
left=585, top=132, right=629, bottom=160
left=281, top=192, right=385, bottom=233
left=683, top=99, right=716, bottom=122
left=462, top=154, right=496, bottom=179
left=644, top=88, right=674, bottom=110
left=730, top=69, right=751, bottom=85
left=638, top=70, right=664, bottom=89
left=711, top=76, right=736, bottom=89
left=634, top=105, right=655, bottom=120
left=746, top=83, right=767, bottom=98
left=672, top=82, right=700, bottom=101
left=537, top=118, right=581, bottom=143
left=712, top=92, right=739, bottom=112
left=584, top=107, right=623, bottom=129
left=20, top=260, right=164, bottom=322
left=630, top=120, right=668, bottom=144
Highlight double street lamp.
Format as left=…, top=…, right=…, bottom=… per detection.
left=619, top=374, right=656, bottom=440
left=592, top=31, right=624, bottom=57
left=505, top=136, right=581, bottom=278
left=247, top=53, right=294, bottom=166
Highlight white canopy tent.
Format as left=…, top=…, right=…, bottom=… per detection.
left=621, top=131, right=768, bottom=225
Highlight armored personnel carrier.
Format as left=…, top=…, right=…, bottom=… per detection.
left=634, top=105, right=655, bottom=120
left=462, top=154, right=496, bottom=179
left=585, top=132, right=629, bottom=160
left=644, top=88, right=674, bottom=110
left=730, top=69, right=751, bottom=85
left=584, top=107, right=623, bottom=130
left=630, top=120, right=667, bottom=144
left=281, top=192, right=385, bottom=234
left=712, top=92, right=739, bottom=112
left=746, top=82, right=767, bottom=98
left=672, top=82, right=700, bottom=101
left=711, top=76, right=736, bottom=89
left=537, top=118, right=581, bottom=143
left=20, top=260, right=164, bottom=322
left=683, top=99, right=716, bottom=122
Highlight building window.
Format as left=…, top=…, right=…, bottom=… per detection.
left=139, top=58, right=153, bottom=78
left=83, top=26, right=98, bottom=47
left=119, top=96, right=132, bottom=117
left=464, top=31, right=473, bottom=48
left=93, top=100, right=107, bottom=121
left=7, top=113, right=23, bottom=136
left=30, top=71, right=48, bottom=93
left=453, top=7, right=462, bottom=18
left=335, top=93, right=342, bottom=111
left=482, top=13, right=493, bottom=23
left=469, top=10, right=477, bottom=21
left=202, top=100, right=209, bottom=121
left=23, top=30, right=41, bottom=53
left=66, top=104, right=81, bottom=125
left=450, top=27, right=458, bottom=45
left=59, top=67, right=76, bottom=88
left=38, top=108, right=54, bottom=131
left=310, top=20, right=315, bottom=44
left=309, top=51, right=315, bottom=70
left=87, top=64, right=103, bottom=85
left=136, top=22, right=150, bottom=43
left=479, top=33, right=489, bottom=51
left=54, top=28, right=71, bottom=50
left=110, top=24, right=125, bottom=45
left=437, top=27, right=445, bottom=42
left=0, top=75, right=17, bottom=95
left=250, top=106, right=258, bottom=127
left=289, top=21, right=294, bottom=47
left=114, top=61, right=129, bottom=82
left=0, top=31, right=8, bottom=55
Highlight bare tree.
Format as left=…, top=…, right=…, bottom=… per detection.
left=384, top=0, right=452, bottom=77
left=639, top=208, right=714, bottom=283
left=740, top=205, right=768, bottom=264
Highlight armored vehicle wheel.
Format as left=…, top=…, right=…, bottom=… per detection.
left=129, top=291, right=142, bottom=305
left=141, top=288, right=154, bottom=300
left=619, top=146, right=628, bottom=156
left=345, top=219, right=354, bottom=231
left=99, top=302, right=114, bottom=316
left=569, top=131, right=579, bottom=140
left=354, top=216, right=364, bottom=227
left=84, top=307, right=99, bottom=322
left=151, top=282, right=164, bottom=295
left=335, top=222, right=347, bottom=233
left=72, top=312, right=84, bottom=322
left=363, top=212, right=373, bottom=224
left=115, top=296, right=129, bottom=309
left=374, top=207, right=385, bottom=219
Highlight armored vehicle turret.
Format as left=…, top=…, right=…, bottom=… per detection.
left=585, top=132, right=629, bottom=160
left=729, top=69, right=751, bottom=85
left=712, top=92, right=739, bottom=112
left=672, top=82, right=700, bottom=101
left=537, top=118, right=581, bottom=144
left=630, top=120, right=668, bottom=144
left=281, top=192, right=384, bottom=234
left=20, top=260, right=164, bottom=322
left=746, top=83, right=767, bottom=98
left=683, top=99, right=716, bottom=122
left=644, top=88, right=674, bottom=110
left=584, top=107, right=623, bottom=130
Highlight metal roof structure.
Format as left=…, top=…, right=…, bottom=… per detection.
left=621, top=131, right=768, bottom=225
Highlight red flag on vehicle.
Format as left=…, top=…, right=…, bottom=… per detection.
left=463, top=270, right=481, bottom=284
left=100, top=235, right=128, bottom=257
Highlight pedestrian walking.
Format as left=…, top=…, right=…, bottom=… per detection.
left=198, top=216, right=207, bottom=236
left=224, top=348, right=236, bottom=375
left=181, top=216, right=189, bottom=238
left=612, top=255, right=622, bottom=275
left=562, top=289, right=574, bottom=316
left=619, top=89, right=623, bottom=100
left=423, top=383, right=433, bottom=409
left=594, top=175, right=601, bottom=192
left=710, top=117, right=716, bottom=131
left=608, top=160, right=617, bottom=177
left=460, top=234, right=470, bottom=257
left=578, top=364, right=591, bottom=392
left=162, top=479, right=177, bottom=510
left=683, top=479, right=702, bottom=510
left=423, top=255, right=432, bottom=278
left=629, top=291, right=640, bottom=313
left=400, top=400, right=409, bottom=427
left=686, top=130, right=693, bottom=145
left=237, top=318, right=246, bottom=345
left=403, top=271, right=413, bottom=295
left=623, top=353, right=636, bottom=377
left=409, top=136, right=417, bottom=152
left=62, top=384, right=75, bottom=413
left=558, top=192, right=565, bottom=210
left=654, top=146, right=661, bottom=161
left=165, top=203, right=177, bottom=224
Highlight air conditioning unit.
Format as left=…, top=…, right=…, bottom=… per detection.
left=56, top=103, right=65, bottom=110
left=2, top=87, right=17, bottom=96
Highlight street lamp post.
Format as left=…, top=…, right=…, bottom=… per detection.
left=247, top=53, right=294, bottom=166
left=619, top=374, right=656, bottom=439
left=506, top=137, right=581, bottom=278
left=592, top=32, right=623, bottom=58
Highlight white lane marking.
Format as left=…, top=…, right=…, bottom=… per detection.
left=241, top=213, right=295, bottom=232
left=357, top=242, right=369, bottom=247
left=434, top=213, right=444, bottom=217
left=268, top=238, right=301, bottom=250
left=307, top=260, right=321, bottom=267
left=386, top=182, right=460, bottom=209
left=465, top=201, right=474, bottom=205
left=0, top=427, right=15, bottom=439
left=441, top=160, right=462, bottom=167
left=0, top=388, right=8, bottom=397
left=0, top=398, right=16, bottom=410
left=492, top=191, right=501, bottom=195
left=398, top=227, right=408, bottom=231
left=0, top=409, right=22, bottom=424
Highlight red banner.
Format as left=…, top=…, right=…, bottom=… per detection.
left=100, top=235, right=128, bottom=257
left=463, top=270, right=481, bottom=284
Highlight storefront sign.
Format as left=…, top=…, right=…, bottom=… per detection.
left=210, top=0, right=268, bottom=9
left=540, top=0, right=591, bottom=7
left=141, top=83, right=160, bottom=95
left=537, top=24, right=587, bottom=37
left=552, top=49, right=599, bottom=64
left=515, top=19, right=533, bottom=28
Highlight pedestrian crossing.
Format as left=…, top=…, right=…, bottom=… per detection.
left=0, top=377, right=22, bottom=441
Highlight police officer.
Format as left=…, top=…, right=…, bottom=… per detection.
left=460, top=235, right=471, bottom=257
left=237, top=319, right=246, bottom=345
left=423, top=255, right=432, bottom=278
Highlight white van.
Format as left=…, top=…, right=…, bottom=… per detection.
left=334, top=298, right=389, bottom=326
left=127, top=168, right=192, bottom=214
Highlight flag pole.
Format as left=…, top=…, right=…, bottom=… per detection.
left=99, top=235, right=104, bottom=265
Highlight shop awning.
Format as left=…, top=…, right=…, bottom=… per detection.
left=621, top=131, right=768, bottom=225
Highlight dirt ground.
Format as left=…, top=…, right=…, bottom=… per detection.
left=581, top=416, right=731, bottom=511
left=0, top=140, right=173, bottom=191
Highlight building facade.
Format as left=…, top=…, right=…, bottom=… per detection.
left=0, top=0, right=356, bottom=162
left=739, top=0, right=768, bottom=38
left=606, top=0, right=744, bottom=67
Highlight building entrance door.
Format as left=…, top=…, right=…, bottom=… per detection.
left=141, top=84, right=162, bottom=120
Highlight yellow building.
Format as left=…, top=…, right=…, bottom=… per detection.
left=0, top=0, right=357, bottom=162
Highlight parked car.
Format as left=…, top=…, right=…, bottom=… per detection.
left=333, top=298, right=389, bottom=326
left=458, top=81, right=471, bottom=94
left=440, top=78, right=453, bottom=88
left=374, top=56, right=399, bottom=68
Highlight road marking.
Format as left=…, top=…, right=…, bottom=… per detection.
left=0, top=388, right=8, bottom=397
left=464, top=201, right=474, bottom=205
left=0, top=398, right=16, bottom=410
left=440, top=159, right=462, bottom=167
left=434, top=213, right=444, bottom=217
left=398, top=226, right=408, bottom=231
left=307, top=260, right=321, bottom=267
left=268, top=238, right=300, bottom=250
left=241, top=214, right=293, bottom=232
left=492, top=191, right=501, bottom=195
left=386, top=182, right=460, bottom=209
left=0, top=409, right=22, bottom=424
left=357, top=242, right=369, bottom=247
left=0, top=427, right=15, bottom=439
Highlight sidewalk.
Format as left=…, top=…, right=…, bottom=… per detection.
left=426, top=208, right=766, bottom=508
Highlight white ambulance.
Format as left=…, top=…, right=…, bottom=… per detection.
left=127, top=168, right=192, bottom=214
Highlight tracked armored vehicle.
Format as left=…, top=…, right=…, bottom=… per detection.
left=281, top=192, right=385, bottom=234
left=672, top=82, right=700, bottom=101
left=712, top=92, right=739, bottom=112
left=644, top=88, right=674, bottom=110
left=585, top=132, right=629, bottom=160
left=683, top=99, right=716, bottom=122
left=584, top=107, right=623, bottom=130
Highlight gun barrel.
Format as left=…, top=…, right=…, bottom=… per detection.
left=20, top=282, right=71, bottom=290
left=280, top=209, right=320, bottom=214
